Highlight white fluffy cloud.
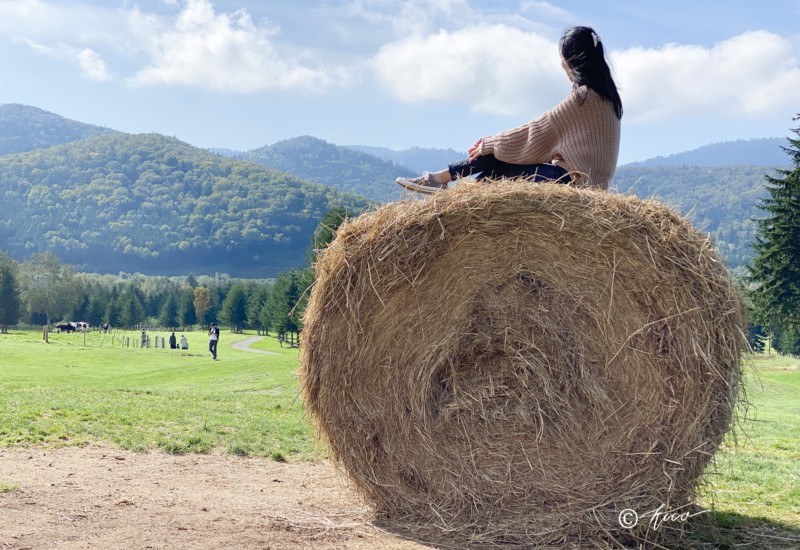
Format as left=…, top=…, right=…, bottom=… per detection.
left=371, top=24, right=566, bottom=116
left=2, top=0, right=798, bottom=116
left=77, top=48, right=112, bottom=82
left=2, top=0, right=351, bottom=93
left=372, top=25, right=800, bottom=123
left=128, top=0, right=351, bottom=92
left=612, top=31, right=800, bottom=122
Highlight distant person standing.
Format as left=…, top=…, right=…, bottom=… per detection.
left=180, top=334, right=189, bottom=350
left=208, top=323, right=220, bottom=360
left=169, top=332, right=177, bottom=349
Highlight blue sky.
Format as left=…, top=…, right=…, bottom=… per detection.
left=1, top=0, right=798, bottom=164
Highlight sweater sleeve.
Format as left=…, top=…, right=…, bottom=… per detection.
left=479, top=91, right=577, bottom=164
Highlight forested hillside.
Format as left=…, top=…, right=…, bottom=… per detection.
left=0, top=104, right=786, bottom=277
left=612, top=164, right=773, bottom=272
left=242, top=136, right=417, bottom=202
left=218, top=137, right=778, bottom=273
left=0, top=104, right=117, bottom=155
left=0, top=133, right=371, bottom=276
left=630, top=137, right=788, bottom=167
left=346, top=144, right=466, bottom=174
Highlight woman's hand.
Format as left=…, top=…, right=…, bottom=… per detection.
left=468, top=138, right=484, bottom=161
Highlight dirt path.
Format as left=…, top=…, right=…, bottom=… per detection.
left=0, top=447, right=430, bottom=550
left=230, top=336, right=279, bottom=356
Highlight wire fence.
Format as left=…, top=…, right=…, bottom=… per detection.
left=18, top=323, right=202, bottom=350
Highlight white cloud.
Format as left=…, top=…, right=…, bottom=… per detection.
left=77, top=48, right=112, bottom=82
left=0, top=0, right=53, bottom=30
left=126, top=0, right=352, bottom=92
left=4, top=0, right=799, bottom=116
left=373, top=25, right=800, bottom=123
left=2, top=0, right=352, bottom=93
left=371, top=24, right=567, bottom=116
left=22, top=38, right=112, bottom=82
left=612, top=30, right=800, bottom=122
left=520, top=1, right=576, bottom=22
left=0, top=0, right=129, bottom=44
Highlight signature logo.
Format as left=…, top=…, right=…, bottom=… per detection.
left=618, top=503, right=708, bottom=530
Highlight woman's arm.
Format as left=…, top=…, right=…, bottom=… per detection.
left=472, top=91, right=580, bottom=164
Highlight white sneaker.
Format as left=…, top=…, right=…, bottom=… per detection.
left=395, top=172, right=447, bottom=194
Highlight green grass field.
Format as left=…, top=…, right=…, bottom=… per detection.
left=695, top=354, right=800, bottom=546
left=0, top=329, right=311, bottom=460
left=0, top=329, right=798, bottom=547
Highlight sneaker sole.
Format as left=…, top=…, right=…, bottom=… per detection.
left=395, top=178, right=444, bottom=195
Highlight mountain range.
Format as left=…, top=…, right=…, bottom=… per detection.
left=628, top=137, right=788, bottom=167
left=240, top=136, right=418, bottom=202
left=0, top=104, right=117, bottom=156
left=0, top=103, right=792, bottom=276
left=0, top=106, right=371, bottom=277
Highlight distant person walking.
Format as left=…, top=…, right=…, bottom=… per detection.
left=208, top=323, right=220, bottom=360
left=169, top=332, right=177, bottom=349
left=180, top=334, right=189, bottom=350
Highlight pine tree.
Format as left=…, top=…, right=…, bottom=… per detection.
left=84, top=294, right=106, bottom=327
left=308, top=206, right=352, bottom=264
left=263, top=271, right=300, bottom=344
left=159, top=291, right=179, bottom=329
left=116, top=289, right=146, bottom=329
left=247, top=285, right=271, bottom=335
left=746, top=323, right=767, bottom=354
left=177, top=288, right=197, bottom=329
left=771, top=324, right=800, bottom=357
left=0, top=252, right=21, bottom=333
left=748, top=116, right=800, bottom=332
left=220, top=285, right=248, bottom=333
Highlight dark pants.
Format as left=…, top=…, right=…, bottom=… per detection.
left=209, top=340, right=218, bottom=359
left=448, top=154, right=571, bottom=183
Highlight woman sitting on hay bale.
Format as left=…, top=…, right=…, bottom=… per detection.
left=396, top=25, right=622, bottom=192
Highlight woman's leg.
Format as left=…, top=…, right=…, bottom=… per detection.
left=398, top=154, right=520, bottom=189
left=448, top=154, right=507, bottom=180
left=450, top=155, right=570, bottom=183
left=397, top=156, right=570, bottom=194
left=499, top=162, right=571, bottom=183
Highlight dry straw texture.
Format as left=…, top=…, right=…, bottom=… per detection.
left=300, top=180, right=747, bottom=548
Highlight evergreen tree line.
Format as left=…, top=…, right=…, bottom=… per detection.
left=0, top=206, right=352, bottom=340
left=0, top=249, right=312, bottom=341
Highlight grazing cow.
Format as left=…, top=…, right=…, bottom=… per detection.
left=55, top=323, right=75, bottom=333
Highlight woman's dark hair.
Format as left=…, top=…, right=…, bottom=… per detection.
left=560, top=26, right=623, bottom=119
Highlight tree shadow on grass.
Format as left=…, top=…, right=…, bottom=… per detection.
left=683, top=510, right=800, bottom=549
left=370, top=510, right=800, bottom=549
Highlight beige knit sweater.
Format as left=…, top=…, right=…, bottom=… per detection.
left=478, top=86, right=621, bottom=189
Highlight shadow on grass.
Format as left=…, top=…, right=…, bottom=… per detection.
left=370, top=510, right=800, bottom=549
left=684, top=510, right=800, bottom=549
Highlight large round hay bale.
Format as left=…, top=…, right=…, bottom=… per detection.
left=300, top=181, right=746, bottom=547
